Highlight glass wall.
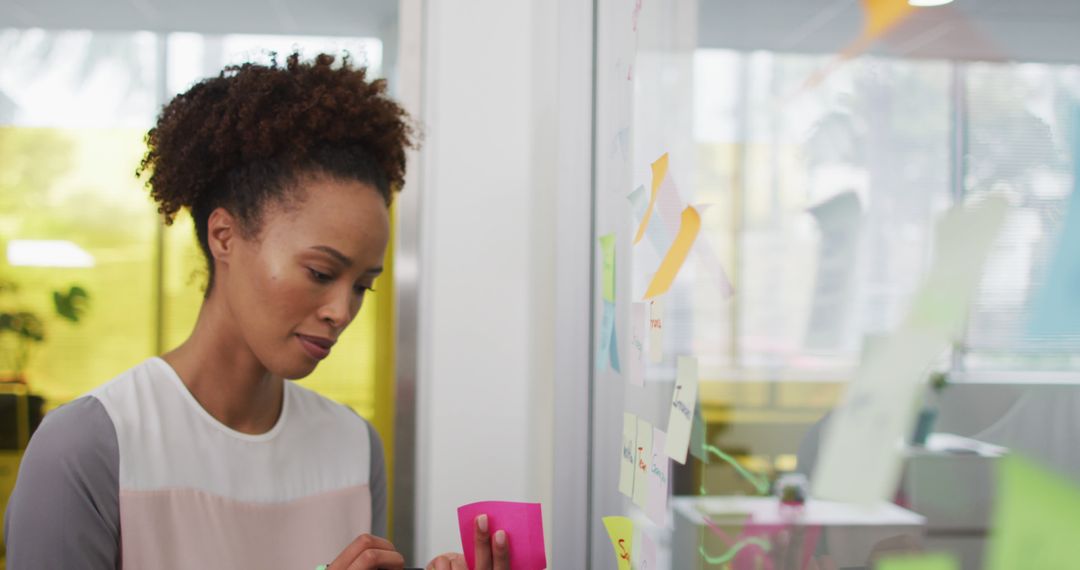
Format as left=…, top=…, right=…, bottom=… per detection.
left=590, top=1, right=1080, bottom=569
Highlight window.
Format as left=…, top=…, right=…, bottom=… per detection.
left=692, top=49, right=1080, bottom=381
left=0, top=27, right=394, bottom=432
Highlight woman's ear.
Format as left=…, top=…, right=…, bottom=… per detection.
left=206, top=207, right=238, bottom=265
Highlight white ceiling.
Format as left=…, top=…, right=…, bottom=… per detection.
left=5, top=0, right=1079, bottom=64
left=0, top=0, right=398, bottom=37
left=699, top=0, right=1080, bottom=64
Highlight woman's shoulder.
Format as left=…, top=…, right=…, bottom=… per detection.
left=287, top=382, right=371, bottom=424
left=284, top=382, right=376, bottom=440
left=28, top=396, right=119, bottom=466
left=6, top=395, right=122, bottom=566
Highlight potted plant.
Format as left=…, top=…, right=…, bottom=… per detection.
left=0, top=279, right=89, bottom=383
left=0, top=279, right=89, bottom=441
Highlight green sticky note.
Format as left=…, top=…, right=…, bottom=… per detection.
left=875, top=553, right=958, bottom=570
left=600, top=233, right=616, bottom=303
left=987, top=454, right=1080, bottom=570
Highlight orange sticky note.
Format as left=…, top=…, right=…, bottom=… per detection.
left=643, top=205, right=700, bottom=299
left=603, top=516, right=634, bottom=570
left=862, top=0, right=917, bottom=43
left=633, top=153, right=668, bottom=245
left=800, top=0, right=917, bottom=91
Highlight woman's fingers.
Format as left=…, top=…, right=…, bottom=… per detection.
left=330, top=533, right=403, bottom=570
left=426, top=553, right=468, bottom=570
left=472, top=514, right=510, bottom=570
left=492, top=530, right=510, bottom=570
left=474, top=515, right=494, bottom=570
left=344, top=547, right=405, bottom=570
left=332, top=534, right=398, bottom=567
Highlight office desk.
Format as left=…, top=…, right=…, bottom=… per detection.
left=671, top=496, right=926, bottom=570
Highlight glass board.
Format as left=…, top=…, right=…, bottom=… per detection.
left=588, top=1, right=1080, bottom=569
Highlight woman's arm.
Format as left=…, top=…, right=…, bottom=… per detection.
left=4, top=397, right=120, bottom=569
left=367, top=420, right=388, bottom=538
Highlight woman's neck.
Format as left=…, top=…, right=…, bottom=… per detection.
left=161, top=295, right=284, bottom=435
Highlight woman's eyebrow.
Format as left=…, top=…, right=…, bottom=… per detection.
left=310, top=245, right=352, bottom=267
left=310, top=245, right=383, bottom=275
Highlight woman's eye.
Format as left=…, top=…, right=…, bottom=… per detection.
left=353, top=284, right=376, bottom=296
left=308, top=268, right=333, bottom=283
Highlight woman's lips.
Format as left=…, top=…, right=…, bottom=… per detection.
left=296, top=334, right=333, bottom=360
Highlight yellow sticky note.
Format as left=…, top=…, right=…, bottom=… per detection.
left=876, top=553, right=958, bottom=570
left=664, top=356, right=699, bottom=464
left=633, top=153, right=668, bottom=245
left=643, top=205, right=700, bottom=299
left=861, top=0, right=917, bottom=42
left=632, top=417, right=653, bottom=509
left=603, top=516, right=633, bottom=570
left=987, top=454, right=1080, bottom=570
left=799, top=0, right=917, bottom=91
left=619, top=413, right=636, bottom=498
left=600, top=233, right=616, bottom=303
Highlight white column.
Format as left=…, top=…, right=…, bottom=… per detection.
left=412, top=0, right=564, bottom=562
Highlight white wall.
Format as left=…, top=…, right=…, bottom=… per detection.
left=412, top=0, right=561, bottom=562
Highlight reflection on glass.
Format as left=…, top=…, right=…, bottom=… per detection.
left=595, top=1, right=1080, bottom=569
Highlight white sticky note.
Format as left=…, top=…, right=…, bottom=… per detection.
left=812, top=328, right=943, bottom=504
left=905, top=196, right=1009, bottom=340
left=664, top=356, right=698, bottom=464
left=648, top=299, right=664, bottom=363
left=629, top=302, right=646, bottom=386
left=619, top=412, right=637, bottom=498
left=632, top=418, right=653, bottom=508
left=813, top=197, right=1010, bottom=505
left=637, top=531, right=658, bottom=570
left=647, top=428, right=670, bottom=525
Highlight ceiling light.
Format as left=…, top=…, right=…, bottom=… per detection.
left=909, top=0, right=955, bottom=6
left=6, top=240, right=95, bottom=268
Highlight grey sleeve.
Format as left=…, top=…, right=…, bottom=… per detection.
left=4, top=396, right=120, bottom=570
left=367, top=420, right=388, bottom=539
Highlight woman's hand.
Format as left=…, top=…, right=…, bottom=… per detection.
left=425, top=552, right=466, bottom=570
left=328, top=534, right=405, bottom=570
left=426, top=514, right=510, bottom=570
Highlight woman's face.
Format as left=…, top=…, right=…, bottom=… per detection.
left=217, top=176, right=390, bottom=380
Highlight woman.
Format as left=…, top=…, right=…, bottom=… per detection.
left=4, top=53, right=506, bottom=570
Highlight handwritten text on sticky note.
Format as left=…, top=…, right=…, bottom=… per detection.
left=603, top=516, right=634, bottom=570
left=647, top=428, right=670, bottom=525
left=632, top=417, right=653, bottom=508
left=648, top=299, right=664, bottom=363
left=665, top=356, right=699, bottom=464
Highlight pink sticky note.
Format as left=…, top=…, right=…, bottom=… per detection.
left=457, top=501, right=547, bottom=570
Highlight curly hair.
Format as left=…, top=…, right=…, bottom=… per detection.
left=137, top=52, right=416, bottom=291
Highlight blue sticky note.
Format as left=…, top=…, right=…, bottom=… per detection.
left=628, top=185, right=673, bottom=258
left=1029, top=106, right=1080, bottom=338
left=597, top=300, right=621, bottom=373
